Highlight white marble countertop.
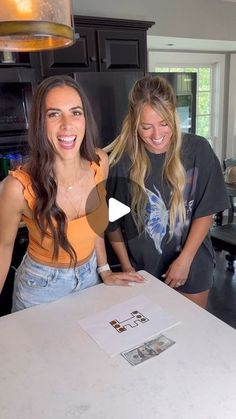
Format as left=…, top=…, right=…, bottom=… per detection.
left=0, top=270, right=236, bottom=419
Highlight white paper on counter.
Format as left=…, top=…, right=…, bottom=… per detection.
left=78, top=295, right=180, bottom=357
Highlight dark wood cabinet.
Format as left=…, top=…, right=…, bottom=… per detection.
left=0, top=16, right=154, bottom=77
left=0, top=51, right=42, bottom=81
left=40, top=16, right=154, bottom=76
left=0, top=51, right=42, bottom=68
left=97, top=29, right=146, bottom=71
left=40, top=27, right=97, bottom=74
left=0, top=227, right=28, bottom=316
left=0, top=51, right=31, bottom=66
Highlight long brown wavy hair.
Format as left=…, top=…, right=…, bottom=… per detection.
left=105, top=75, right=186, bottom=236
left=26, top=75, right=99, bottom=265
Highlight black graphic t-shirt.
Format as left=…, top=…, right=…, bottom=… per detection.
left=107, top=134, right=229, bottom=293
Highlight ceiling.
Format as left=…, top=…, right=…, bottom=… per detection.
left=148, top=35, right=236, bottom=52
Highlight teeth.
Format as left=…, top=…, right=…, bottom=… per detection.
left=58, top=136, right=76, bottom=142
left=153, top=137, right=164, bottom=144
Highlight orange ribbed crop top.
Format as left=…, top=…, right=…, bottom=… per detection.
left=10, top=152, right=108, bottom=266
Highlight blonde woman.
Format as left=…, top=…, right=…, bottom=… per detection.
left=105, top=75, right=228, bottom=308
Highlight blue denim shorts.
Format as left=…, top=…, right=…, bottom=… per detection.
left=12, top=251, right=100, bottom=312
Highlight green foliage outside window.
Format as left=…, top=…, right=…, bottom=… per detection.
left=155, top=66, right=212, bottom=142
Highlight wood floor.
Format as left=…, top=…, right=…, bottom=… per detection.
left=207, top=250, right=236, bottom=329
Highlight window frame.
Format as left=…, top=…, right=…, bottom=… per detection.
left=154, top=66, right=212, bottom=142
left=148, top=51, right=225, bottom=161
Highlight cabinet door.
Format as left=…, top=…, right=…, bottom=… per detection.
left=97, top=30, right=146, bottom=72
left=0, top=267, right=15, bottom=316
left=0, top=227, right=28, bottom=316
left=0, top=51, right=34, bottom=67
left=40, top=27, right=98, bottom=76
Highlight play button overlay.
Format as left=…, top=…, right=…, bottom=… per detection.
left=108, top=198, right=130, bottom=222
left=85, top=176, right=143, bottom=242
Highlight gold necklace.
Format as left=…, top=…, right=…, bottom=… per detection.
left=57, top=183, right=84, bottom=219
left=57, top=167, right=87, bottom=192
left=58, top=179, right=76, bottom=192
left=56, top=166, right=89, bottom=218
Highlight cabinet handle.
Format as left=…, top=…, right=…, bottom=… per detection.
left=90, top=56, right=97, bottom=62
left=101, top=57, right=108, bottom=63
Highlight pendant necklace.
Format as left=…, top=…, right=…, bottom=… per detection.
left=57, top=178, right=83, bottom=219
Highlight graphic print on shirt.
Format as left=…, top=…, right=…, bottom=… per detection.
left=143, top=168, right=198, bottom=253
left=144, top=187, right=169, bottom=254
left=183, top=167, right=198, bottom=215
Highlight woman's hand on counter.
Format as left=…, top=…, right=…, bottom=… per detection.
left=100, top=270, right=144, bottom=286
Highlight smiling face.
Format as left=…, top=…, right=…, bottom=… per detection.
left=138, top=104, right=173, bottom=154
left=45, top=85, right=86, bottom=161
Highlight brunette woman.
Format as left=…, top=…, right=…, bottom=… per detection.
left=0, top=75, right=142, bottom=311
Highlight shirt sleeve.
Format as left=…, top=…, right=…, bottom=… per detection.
left=191, top=138, right=229, bottom=218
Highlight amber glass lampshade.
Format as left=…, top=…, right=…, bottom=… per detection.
left=0, top=0, right=74, bottom=51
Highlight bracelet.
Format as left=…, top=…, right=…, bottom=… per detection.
left=97, top=263, right=111, bottom=274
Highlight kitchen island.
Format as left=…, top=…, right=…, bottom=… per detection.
left=0, top=271, right=236, bottom=419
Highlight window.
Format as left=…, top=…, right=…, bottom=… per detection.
left=148, top=51, right=225, bottom=161
left=155, top=66, right=212, bottom=144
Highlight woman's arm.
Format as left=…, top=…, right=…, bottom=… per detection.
left=95, top=234, right=143, bottom=285
left=0, top=177, right=24, bottom=293
left=97, top=150, right=143, bottom=284
left=100, top=149, right=134, bottom=271
left=164, top=215, right=213, bottom=288
left=106, top=227, right=134, bottom=272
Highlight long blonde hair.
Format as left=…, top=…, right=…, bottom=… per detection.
left=105, top=75, right=186, bottom=236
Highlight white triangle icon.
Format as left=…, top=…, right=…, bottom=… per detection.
left=108, top=198, right=130, bottom=222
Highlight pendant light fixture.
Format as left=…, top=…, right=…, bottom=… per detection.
left=0, top=0, right=74, bottom=51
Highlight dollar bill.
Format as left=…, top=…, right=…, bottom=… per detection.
left=121, top=334, right=175, bottom=366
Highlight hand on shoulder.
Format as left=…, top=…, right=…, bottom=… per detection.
left=96, top=148, right=109, bottom=178
left=96, top=147, right=108, bottom=163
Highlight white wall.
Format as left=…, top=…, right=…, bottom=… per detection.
left=72, top=0, right=236, bottom=41
left=226, top=54, right=236, bottom=158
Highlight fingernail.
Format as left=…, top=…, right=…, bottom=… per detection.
left=161, top=274, right=166, bottom=278
left=128, top=282, right=136, bottom=286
